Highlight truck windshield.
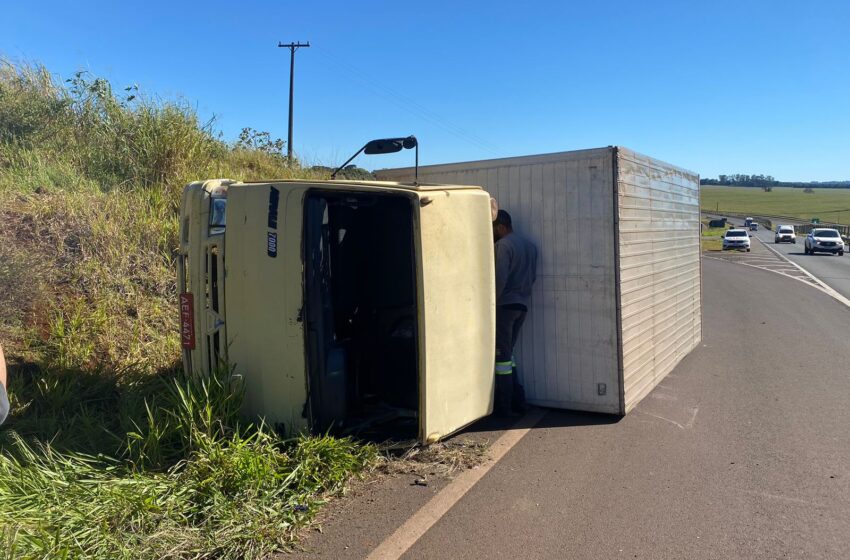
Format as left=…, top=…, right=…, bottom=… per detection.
left=815, top=230, right=839, bottom=238
left=779, top=227, right=793, bottom=233
left=209, top=197, right=227, bottom=234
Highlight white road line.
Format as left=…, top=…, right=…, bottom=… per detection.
left=704, top=255, right=818, bottom=287
left=757, top=239, right=850, bottom=309
left=365, top=409, right=547, bottom=560
left=635, top=410, right=687, bottom=430
left=705, top=236, right=850, bottom=307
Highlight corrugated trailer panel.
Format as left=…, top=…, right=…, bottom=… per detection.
left=377, top=146, right=701, bottom=415
left=378, top=149, right=622, bottom=413
left=615, top=148, right=701, bottom=412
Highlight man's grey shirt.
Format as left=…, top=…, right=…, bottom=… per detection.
left=494, top=231, right=538, bottom=308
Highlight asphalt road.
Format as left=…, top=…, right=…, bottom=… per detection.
left=297, top=257, right=850, bottom=559
left=721, top=216, right=850, bottom=301
left=403, top=257, right=850, bottom=560
left=750, top=224, right=850, bottom=301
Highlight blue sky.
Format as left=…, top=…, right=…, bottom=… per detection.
left=3, top=0, right=849, bottom=180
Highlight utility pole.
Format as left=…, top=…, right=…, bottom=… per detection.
left=278, top=41, right=310, bottom=163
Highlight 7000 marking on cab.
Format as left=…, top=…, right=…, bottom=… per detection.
left=267, top=231, right=278, bottom=257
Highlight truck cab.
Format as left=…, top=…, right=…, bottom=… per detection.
left=178, top=179, right=496, bottom=443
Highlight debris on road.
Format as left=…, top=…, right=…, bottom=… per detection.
left=378, top=437, right=490, bottom=478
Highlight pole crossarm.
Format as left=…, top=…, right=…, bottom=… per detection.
left=278, top=42, right=311, bottom=49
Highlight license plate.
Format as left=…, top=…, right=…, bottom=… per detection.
left=179, top=293, right=195, bottom=349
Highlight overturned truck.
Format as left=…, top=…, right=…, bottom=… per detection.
left=178, top=146, right=701, bottom=443
left=179, top=179, right=496, bottom=443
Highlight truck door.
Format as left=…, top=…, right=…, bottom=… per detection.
left=303, top=194, right=347, bottom=432
left=416, top=190, right=496, bottom=442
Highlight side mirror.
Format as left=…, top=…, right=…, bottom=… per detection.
left=333, top=136, right=419, bottom=180
left=364, top=137, right=413, bottom=155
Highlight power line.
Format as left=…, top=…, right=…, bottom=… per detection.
left=313, top=46, right=501, bottom=157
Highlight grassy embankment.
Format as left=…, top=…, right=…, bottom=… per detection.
left=0, top=60, right=376, bottom=558
left=700, top=220, right=732, bottom=251
left=701, top=185, right=850, bottom=223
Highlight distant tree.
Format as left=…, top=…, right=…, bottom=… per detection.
left=309, top=165, right=375, bottom=180
left=702, top=174, right=850, bottom=189
left=236, top=127, right=285, bottom=157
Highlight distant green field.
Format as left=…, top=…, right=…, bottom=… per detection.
left=701, top=186, right=850, bottom=223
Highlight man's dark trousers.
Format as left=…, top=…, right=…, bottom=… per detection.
left=495, top=305, right=528, bottom=415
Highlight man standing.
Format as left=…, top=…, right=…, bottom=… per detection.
left=492, top=210, right=537, bottom=416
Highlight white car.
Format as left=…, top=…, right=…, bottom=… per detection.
left=774, top=225, right=796, bottom=244
left=804, top=228, right=844, bottom=256
left=723, top=229, right=751, bottom=251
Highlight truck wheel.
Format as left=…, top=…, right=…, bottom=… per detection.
left=804, top=246, right=810, bottom=254
left=746, top=248, right=751, bottom=252
left=840, top=251, right=844, bottom=256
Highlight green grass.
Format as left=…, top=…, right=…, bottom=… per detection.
left=701, top=221, right=731, bottom=252
left=701, top=186, right=850, bottom=223
left=0, top=58, right=375, bottom=558
left=0, top=366, right=376, bottom=559
left=0, top=59, right=327, bottom=370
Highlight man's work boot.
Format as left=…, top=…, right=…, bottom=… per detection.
left=512, top=365, right=529, bottom=414
left=495, top=374, right=519, bottom=417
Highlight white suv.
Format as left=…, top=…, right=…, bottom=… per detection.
left=805, top=228, right=844, bottom=256
left=723, top=229, right=751, bottom=252
left=774, top=225, right=796, bottom=244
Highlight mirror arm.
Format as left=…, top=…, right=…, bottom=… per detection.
left=332, top=136, right=418, bottom=182
left=331, top=144, right=367, bottom=179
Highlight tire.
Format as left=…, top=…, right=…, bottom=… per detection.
left=840, top=251, right=845, bottom=256
left=804, top=246, right=810, bottom=254
left=793, top=240, right=797, bottom=244
left=746, top=248, right=751, bottom=252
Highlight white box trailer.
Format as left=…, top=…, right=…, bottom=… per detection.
left=377, top=146, right=702, bottom=414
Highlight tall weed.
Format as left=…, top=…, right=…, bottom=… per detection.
left=0, top=58, right=363, bottom=559
left=0, top=364, right=376, bottom=559
left=0, top=58, right=328, bottom=369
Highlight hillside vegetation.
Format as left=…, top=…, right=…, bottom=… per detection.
left=701, top=186, right=850, bottom=223
left=0, top=59, right=375, bottom=558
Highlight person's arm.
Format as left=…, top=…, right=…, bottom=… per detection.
left=0, top=344, right=8, bottom=425
left=494, top=241, right=511, bottom=300
left=0, top=343, right=6, bottom=388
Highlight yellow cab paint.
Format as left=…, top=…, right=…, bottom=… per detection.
left=178, top=179, right=495, bottom=442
